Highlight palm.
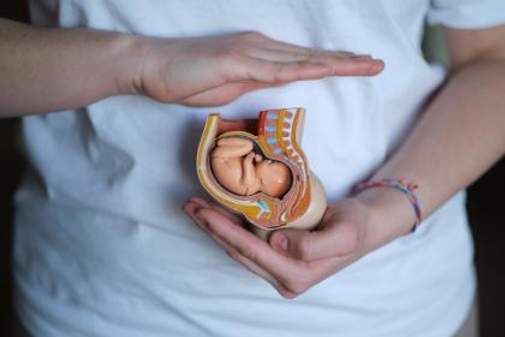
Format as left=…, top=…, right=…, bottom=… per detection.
left=183, top=196, right=373, bottom=298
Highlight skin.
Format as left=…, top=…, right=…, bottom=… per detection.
left=2, top=17, right=502, bottom=300
left=0, top=17, right=383, bottom=299
left=211, top=137, right=291, bottom=197
left=184, top=25, right=505, bottom=299
left=0, top=18, right=384, bottom=116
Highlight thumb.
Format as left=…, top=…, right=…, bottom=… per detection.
left=269, top=222, right=362, bottom=261
left=269, top=228, right=318, bottom=261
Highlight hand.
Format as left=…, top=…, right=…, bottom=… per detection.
left=130, top=31, right=384, bottom=106
left=183, top=196, right=386, bottom=299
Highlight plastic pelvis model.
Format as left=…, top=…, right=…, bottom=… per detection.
left=196, top=107, right=327, bottom=239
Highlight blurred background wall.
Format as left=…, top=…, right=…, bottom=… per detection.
left=1, top=2, right=504, bottom=336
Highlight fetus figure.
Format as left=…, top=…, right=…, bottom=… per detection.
left=198, top=109, right=327, bottom=233
left=211, top=137, right=291, bottom=197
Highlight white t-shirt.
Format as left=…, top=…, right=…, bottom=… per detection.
left=14, top=1, right=505, bottom=336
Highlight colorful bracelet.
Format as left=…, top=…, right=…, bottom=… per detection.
left=352, top=178, right=423, bottom=232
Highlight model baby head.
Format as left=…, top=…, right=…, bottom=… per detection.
left=210, top=137, right=291, bottom=197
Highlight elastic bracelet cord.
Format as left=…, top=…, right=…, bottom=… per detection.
left=352, top=178, right=423, bottom=232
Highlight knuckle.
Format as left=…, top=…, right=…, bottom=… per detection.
left=297, top=235, right=314, bottom=260
left=309, top=47, right=326, bottom=57
left=305, top=47, right=316, bottom=57
left=283, top=274, right=311, bottom=295
left=269, top=62, right=288, bottom=82
left=285, top=281, right=308, bottom=295
left=220, top=44, right=241, bottom=60
left=279, top=290, right=298, bottom=300
left=228, top=31, right=264, bottom=51
left=226, top=249, right=239, bottom=260
left=239, top=244, right=257, bottom=261
left=339, top=223, right=362, bottom=255
left=238, top=31, right=265, bottom=41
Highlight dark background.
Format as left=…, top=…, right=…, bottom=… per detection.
left=1, top=2, right=504, bottom=336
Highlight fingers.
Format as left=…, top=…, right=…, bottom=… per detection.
left=269, top=218, right=363, bottom=261
left=227, top=249, right=298, bottom=299
left=240, top=46, right=313, bottom=63
left=148, top=30, right=385, bottom=106
left=232, top=33, right=384, bottom=80
left=243, top=56, right=383, bottom=84
left=185, top=198, right=245, bottom=241
left=194, top=208, right=304, bottom=283
left=183, top=198, right=209, bottom=230
left=244, top=58, right=334, bottom=83
left=207, top=201, right=246, bottom=227
left=325, top=57, right=384, bottom=76
left=244, top=46, right=384, bottom=76
left=183, top=199, right=298, bottom=298
left=241, top=46, right=359, bottom=64
left=187, top=196, right=210, bottom=208
left=183, top=198, right=358, bottom=298
left=178, top=32, right=384, bottom=106
left=244, top=32, right=373, bottom=64
left=183, top=196, right=368, bottom=298
left=187, top=197, right=244, bottom=226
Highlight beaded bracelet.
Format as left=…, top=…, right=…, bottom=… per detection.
left=352, top=178, right=423, bottom=232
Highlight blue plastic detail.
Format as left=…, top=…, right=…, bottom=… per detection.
left=267, top=137, right=277, bottom=145
left=257, top=200, right=270, bottom=212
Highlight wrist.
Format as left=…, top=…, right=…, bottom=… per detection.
left=111, top=33, right=152, bottom=97
left=353, top=186, right=416, bottom=251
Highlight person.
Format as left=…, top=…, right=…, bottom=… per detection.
left=2, top=1, right=504, bottom=336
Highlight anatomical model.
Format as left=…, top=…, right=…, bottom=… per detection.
left=196, top=108, right=326, bottom=239
left=211, top=137, right=292, bottom=198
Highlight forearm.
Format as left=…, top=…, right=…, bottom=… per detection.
left=0, top=19, right=384, bottom=116
left=0, top=18, right=140, bottom=117
left=358, top=59, right=505, bottom=249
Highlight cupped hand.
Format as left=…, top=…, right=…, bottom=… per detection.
left=183, top=196, right=375, bottom=299
left=132, top=31, right=384, bottom=106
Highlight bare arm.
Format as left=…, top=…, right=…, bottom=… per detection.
left=0, top=18, right=384, bottom=117
left=0, top=18, right=135, bottom=116
left=182, top=24, right=505, bottom=298
left=360, top=25, right=505, bottom=248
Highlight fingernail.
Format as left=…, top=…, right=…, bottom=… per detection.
left=370, top=60, right=385, bottom=72
left=279, top=234, right=289, bottom=251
